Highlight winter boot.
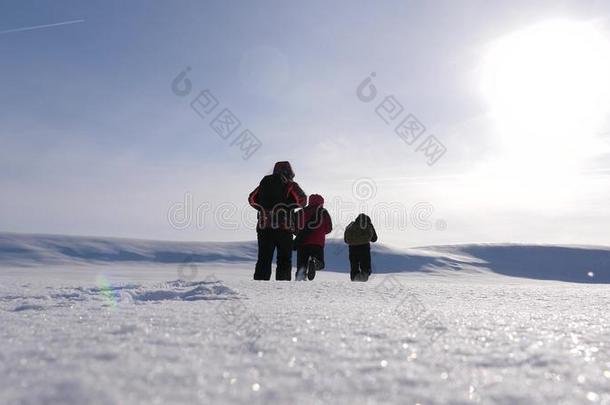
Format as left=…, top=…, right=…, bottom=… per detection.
left=296, top=266, right=307, bottom=281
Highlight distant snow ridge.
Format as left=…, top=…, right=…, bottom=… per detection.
left=2, top=232, right=610, bottom=283
left=0, top=232, right=258, bottom=267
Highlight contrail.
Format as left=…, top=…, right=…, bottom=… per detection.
left=0, top=19, right=85, bottom=35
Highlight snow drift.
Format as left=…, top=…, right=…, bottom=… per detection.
left=1, top=232, right=610, bottom=283
left=3, top=232, right=610, bottom=404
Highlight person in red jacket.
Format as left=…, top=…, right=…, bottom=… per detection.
left=293, top=194, right=333, bottom=280
left=248, top=161, right=306, bottom=280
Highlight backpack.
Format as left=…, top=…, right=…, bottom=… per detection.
left=344, top=221, right=373, bottom=245
left=257, top=174, right=288, bottom=209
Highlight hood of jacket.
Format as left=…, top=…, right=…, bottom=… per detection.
left=355, top=213, right=371, bottom=227
left=308, top=194, right=324, bottom=207
left=273, top=161, right=295, bottom=180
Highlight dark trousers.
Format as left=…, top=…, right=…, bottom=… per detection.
left=254, top=228, right=293, bottom=281
left=349, top=244, right=371, bottom=281
left=296, top=244, right=324, bottom=276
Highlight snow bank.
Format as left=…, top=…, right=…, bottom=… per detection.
left=2, top=232, right=610, bottom=283
left=2, top=233, right=610, bottom=403
left=2, top=269, right=610, bottom=404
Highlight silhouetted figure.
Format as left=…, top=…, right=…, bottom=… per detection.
left=248, top=162, right=306, bottom=280
left=344, top=214, right=378, bottom=281
left=293, top=194, right=332, bottom=280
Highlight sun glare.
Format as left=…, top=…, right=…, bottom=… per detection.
left=481, top=20, right=610, bottom=174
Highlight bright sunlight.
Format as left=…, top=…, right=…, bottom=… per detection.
left=481, top=19, right=610, bottom=173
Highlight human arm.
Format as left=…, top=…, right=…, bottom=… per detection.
left=370, top=223, right=378, bottom=243
left=286, top=181, right=307, bottom=208
left=344, top=223, right=351, bottom=244
left=248, top=186, right=260, bottom=209
left=324, top=210, right=333, bottom=234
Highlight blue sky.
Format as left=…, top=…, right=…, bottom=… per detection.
left=2, top=0, right=610, bottom=247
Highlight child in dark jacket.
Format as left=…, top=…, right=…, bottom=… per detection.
left=293, top=194, right=333, bottom=280
left=344, top=213, right=378, bottom=281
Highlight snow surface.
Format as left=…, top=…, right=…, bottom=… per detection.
left=1, top=233, right=610, bottom=404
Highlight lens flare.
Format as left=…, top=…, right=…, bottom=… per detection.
left=96, top=275, right=119, bottom=308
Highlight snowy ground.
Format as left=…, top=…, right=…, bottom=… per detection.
left=1, top=233, right=610, bottom=404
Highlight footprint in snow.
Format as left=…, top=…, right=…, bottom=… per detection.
left=130, top=280, right=238, bottom=302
